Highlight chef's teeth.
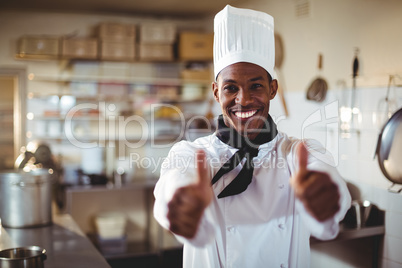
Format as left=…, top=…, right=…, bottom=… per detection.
left=234, top=110, right=257, bottom=118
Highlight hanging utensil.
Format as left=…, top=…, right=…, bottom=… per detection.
left=347, top=47, right=362, bottom=132
left=274, top=33, right=289, bottom=116
left=306, top=53, right=328, bottom=102
left=374, top=75, right=398, bottom=129
left=375, top=107, right=402, bottom=192
left=351, top=48, right=359, bottom=112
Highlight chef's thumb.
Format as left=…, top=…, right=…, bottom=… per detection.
left=195, top=149, right=210, bottom=189
left=297, top=142, right=309, bottom=173
left=291, top=142, right=309, bottom=187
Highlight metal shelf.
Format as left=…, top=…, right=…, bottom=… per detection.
left=310, top=224, right=385, bottom=244
left=64, top=178, right=158, bottom=193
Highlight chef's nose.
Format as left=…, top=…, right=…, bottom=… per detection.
left=235, top=89, right=253, bottom=106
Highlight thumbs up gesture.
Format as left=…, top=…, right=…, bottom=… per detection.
left=167, top=150, right=213, bottom=238
left=291, top=142, right=340, bottom=222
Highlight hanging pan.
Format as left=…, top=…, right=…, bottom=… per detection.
left=375, top=107, right=402, bottom=192
left=306, top=53, right=328, bottom=102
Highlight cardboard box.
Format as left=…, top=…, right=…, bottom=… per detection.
left=155, top=85, right=179, bottom=100
left=139, top=23, right=176, bottom=44
left=98, top=22, right=136, bottom=42
left=99, top=62, right=131, bottom=77
left=181, top=68, right=212, bottom=81
left=181, top=84, right=204, bottom=101
left=99, top=39, right=135, bottom=61
left=70, top=82, right=98, bottom=96
left=62, top=38, right=98, bottom=59
left=98, top=83, right=129, bottom=97
left=17, top=36, right=60, bottom=59
left=138, top=44, right=174, bottom=62
left=179, top=32, right=213, bottom=61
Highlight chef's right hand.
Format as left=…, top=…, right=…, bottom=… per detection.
left=167, top=149, right=213, bottom=239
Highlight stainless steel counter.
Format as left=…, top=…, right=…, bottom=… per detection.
left=0, top=213, right=110, bottom=268
left=310, top=224, right=385, bottom=268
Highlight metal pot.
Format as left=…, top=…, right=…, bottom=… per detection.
left=0, top=246, right=47, bottom=268
left=0, top=169, right=53, bottom=228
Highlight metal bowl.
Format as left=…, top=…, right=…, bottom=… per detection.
left=0, top=246, right=46, bottom=268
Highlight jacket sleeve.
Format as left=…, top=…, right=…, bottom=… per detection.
left=153, top=141, right=216, bottom=247
left=289, top=139, right=352, bottom=240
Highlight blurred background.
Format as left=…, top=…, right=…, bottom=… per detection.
left=0, top=0, right=401, bottom=267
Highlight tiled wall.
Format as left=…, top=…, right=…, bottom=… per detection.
left=267, top=85, right=402, bottom=267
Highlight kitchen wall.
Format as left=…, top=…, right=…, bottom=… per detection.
left=0, top=77, right=15, bottom=169
left=236, top=0, right=402, bottom=92
left=241, top=0, right=402, bottom=266
left=268, top=86, right=402, bottom=267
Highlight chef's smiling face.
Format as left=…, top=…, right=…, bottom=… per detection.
left=213, top=62, right=278, bottom=140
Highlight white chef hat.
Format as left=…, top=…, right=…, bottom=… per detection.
left=214, top=5, right=275, bottom=79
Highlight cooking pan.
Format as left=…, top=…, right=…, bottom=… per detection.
left=306, top=53, right=328, bottom=102
left=375, top=107, right=402, bottom=192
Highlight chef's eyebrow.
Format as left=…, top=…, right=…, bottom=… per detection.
left=249, top=76, right=264, bottom=82
left=222, top=76, right=264, bottom=84
left=222, top=79, right=237, bottom=84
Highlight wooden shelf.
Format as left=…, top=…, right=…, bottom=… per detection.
left=29, top=134, right=183, bottom=143
left=29, top=74, right=211, bottom=87
left=30, top=114, right=207, bottom=123
left=27, top=92, right=208, bottom=104
left=32, top=115, right=103, bottom=121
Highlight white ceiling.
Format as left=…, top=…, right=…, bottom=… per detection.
left=0, top=0, right=250, bottom=18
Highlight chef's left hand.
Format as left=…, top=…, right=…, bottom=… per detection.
left=290, top=142, right=340, bottom=222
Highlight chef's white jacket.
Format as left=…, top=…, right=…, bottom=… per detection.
left=154, top=131, right=351, bottom=268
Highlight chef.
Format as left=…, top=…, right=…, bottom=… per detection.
left=153, top=5, right=351, bottom=268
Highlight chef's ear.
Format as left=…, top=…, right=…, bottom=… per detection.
left=212, top=81, right=220, bottom=102
left=269, top=79, right=278, bottom=100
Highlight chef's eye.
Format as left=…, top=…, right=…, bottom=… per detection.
left=223, top=85, right=238, bottom=92
left=250, top=83, right=263, bottom=90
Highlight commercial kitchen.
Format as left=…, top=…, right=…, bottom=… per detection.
left=0, top=0, right=401, bottom=267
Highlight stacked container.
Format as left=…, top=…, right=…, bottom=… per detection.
left=97, top=22, right=137, bottom=61
left=61, top=38, right=98, bottom=59
left=138, top=23, right=176, bottom=61
left=17, top=35, right=60, bottom=59
left=178, top=32, right=214, bottom=61
left=94, top=211, right=127, bottom=254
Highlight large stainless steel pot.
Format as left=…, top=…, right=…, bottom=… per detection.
left=0, top=246, right=47, bottom=268
left=0, top=169, right=53, bottom=228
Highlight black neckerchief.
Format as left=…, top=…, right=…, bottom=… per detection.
left=212, top=114, right=277, bottom=198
